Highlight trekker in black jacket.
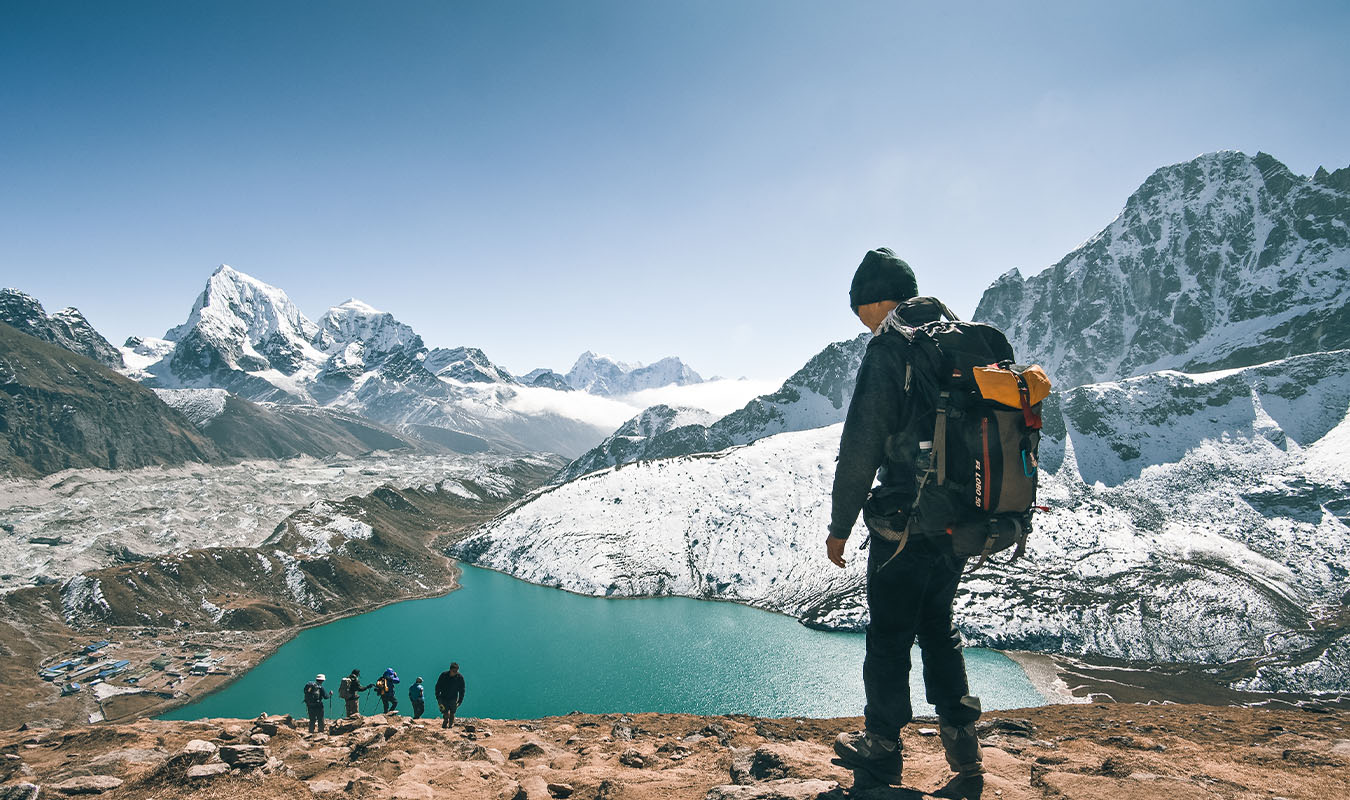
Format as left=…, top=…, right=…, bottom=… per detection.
left=434, top=663, right=465, bottom=729
left=827, top=248, right=985, bottom=799
left=303, top=673, right=332, bottom=734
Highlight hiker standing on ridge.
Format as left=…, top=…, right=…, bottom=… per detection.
left=409, top=676, right=426, bottom=719
left=827, top=247, right=1033, bottom=799
left=338, top=668, right=370, bottom=718
left=303, top=673, right=332, bottom=734
left=375, top=668, right=400, bottom=713
left=435, top=663, right=465, bottom=730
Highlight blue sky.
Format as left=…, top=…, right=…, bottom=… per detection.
left=3, top=1, right=1348, bottom=380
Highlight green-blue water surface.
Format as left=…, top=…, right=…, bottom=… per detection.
left=162, top=564, right=1043, bottom=720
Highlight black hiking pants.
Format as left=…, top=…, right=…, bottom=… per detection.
left=306, top=703, right=325, bottom=733
left=863, top=536, right=981, bottom=741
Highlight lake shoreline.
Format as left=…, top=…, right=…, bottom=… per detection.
left=164, top=564, right=1045, bottom=721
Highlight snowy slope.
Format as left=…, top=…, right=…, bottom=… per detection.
left=976, top=152, right=1350, bottom=389
left=556, top=404, right=720, bottom=482
left=457, top=352, right=1350, bottom=691
left=153, top=388, right=230, bottom=427
left=457, top=425, right=867, bottom=621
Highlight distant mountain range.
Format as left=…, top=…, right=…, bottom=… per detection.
left=118, top=265, right=703, bottom=457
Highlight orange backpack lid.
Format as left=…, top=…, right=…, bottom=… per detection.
left=972, top=364, right=1052, bottom=409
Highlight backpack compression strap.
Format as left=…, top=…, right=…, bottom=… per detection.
left=933, top=390, right=950, bottom=485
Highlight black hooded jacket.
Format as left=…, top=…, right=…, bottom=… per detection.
left=828, top=299, right=942, bottom=540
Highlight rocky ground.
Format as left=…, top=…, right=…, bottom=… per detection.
left=2, top=704, right=1348, bottom=799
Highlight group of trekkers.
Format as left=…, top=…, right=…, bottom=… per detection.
left=302, top=662, right=465, bottom=735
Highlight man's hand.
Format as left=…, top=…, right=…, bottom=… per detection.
left=826, top=534, right=848, bottom=568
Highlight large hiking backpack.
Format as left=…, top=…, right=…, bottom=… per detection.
left=338, top=676, right=355, bottom=700
left=865, top=298, right=1052, bottom=568
left=303, top=682, right=320, bottom=705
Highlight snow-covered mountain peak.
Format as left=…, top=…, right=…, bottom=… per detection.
left=565, top=350, right=704, bottom=396
left=423, top=346, right=515, bottom=384
left=165, top=264, right=320, bottom=347
left=975, top=150, right=1350, bottom=389
left=315, top=298, right=423, bottom=361
left=335, top=298, right=378, bottom=313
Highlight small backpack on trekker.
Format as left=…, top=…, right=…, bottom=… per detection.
left=862, top=297, right=1052, bottom=569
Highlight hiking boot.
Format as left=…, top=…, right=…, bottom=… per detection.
left=938, top=720, right=984, bottom=774
left=831, top=730, right=902, bottom=787
left=934, top=773, right=983, bottom=799
left=935, top=720, right=984, bottom=798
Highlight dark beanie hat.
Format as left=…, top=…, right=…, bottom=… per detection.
left=849, top=247, right=917, bottom=309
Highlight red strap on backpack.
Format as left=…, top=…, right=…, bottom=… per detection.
left=1014, top=371, right=1042, bottom=430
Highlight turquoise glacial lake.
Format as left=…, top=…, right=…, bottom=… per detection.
left=162, top=564, right=1044, bottom=721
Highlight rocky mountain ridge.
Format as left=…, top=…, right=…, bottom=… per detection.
left=565, top=351, right=704, bottom=396
left=975, top=151, right=1350, bottom=389
left=0, top=322, right=221, bottom=477
left=0, top=289, right=124, bottom=369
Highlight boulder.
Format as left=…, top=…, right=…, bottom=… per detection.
left=618, top=749, right=645, bottom=769
left=515, top=776, right=551, bottom=800
left=509, top=741, right=548, bottom=761
left=250, top=733, right=271, bottom=746
left=307, top=779, right=346, bottom=795
left=182, top=739, right=218, bottom=762
left=328, top=718, right=362, bottom=735
left=0, top=784, right=39, bottom=800
left=51, top=776, right=124, bottom=795
left=465, top=746, right=506, bottom=766
left=186, top=763, right=229, bottom=779
left=547, top=784, right=575, bottom=798
left=218, top=744, right=269, bottom=769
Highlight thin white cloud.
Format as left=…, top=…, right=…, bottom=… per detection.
left=504, top=384, right=640, bottom=430
left=504, top=378, right=783, bottom=434
left=619, top=378, right=782, bottom=418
